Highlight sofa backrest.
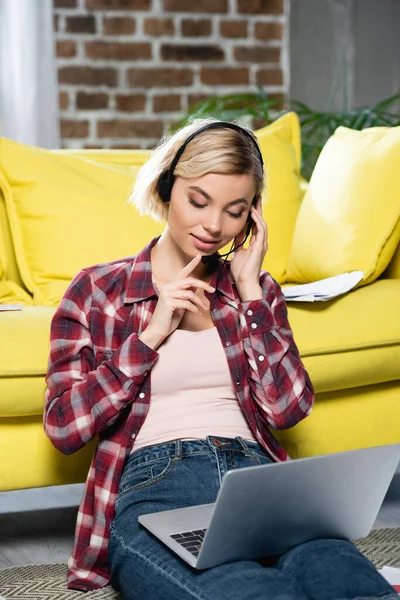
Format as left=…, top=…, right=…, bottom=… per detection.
left=0, top=147, right=399, bottom=307
left=0, top=187, right=25, bottom=289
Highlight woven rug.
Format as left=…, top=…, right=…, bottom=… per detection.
left=0, top=528, right=399, bottom=599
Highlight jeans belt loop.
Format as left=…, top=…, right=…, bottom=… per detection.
left=236, top=436, right=252, bottom=455
left=174, top=439, right=183, bottom=458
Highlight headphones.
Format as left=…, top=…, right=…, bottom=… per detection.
left=156, top=121, right=264, bottom=265
left=157, top=121, right=263, bottom=201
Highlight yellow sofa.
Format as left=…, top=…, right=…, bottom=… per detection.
left=1, top=114, right=400, bottom=493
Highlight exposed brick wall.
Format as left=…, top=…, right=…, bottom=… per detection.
left=54, top=0, right=288, bottom=149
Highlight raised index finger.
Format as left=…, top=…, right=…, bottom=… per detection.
left=173, top=253, right=202, bottom=280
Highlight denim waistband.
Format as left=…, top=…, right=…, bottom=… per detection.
left=128, top=436, right=266, bottom=466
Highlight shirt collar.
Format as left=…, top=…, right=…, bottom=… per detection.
left=124, top=235, right=237, bottom=304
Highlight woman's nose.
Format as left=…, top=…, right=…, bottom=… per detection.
left=203, top=215, right=222, bottom=233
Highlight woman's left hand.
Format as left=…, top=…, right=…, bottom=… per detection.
left=230, top=196, right=269, bottom=294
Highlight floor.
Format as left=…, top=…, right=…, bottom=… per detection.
left=0, top=464, right=400, bottom=569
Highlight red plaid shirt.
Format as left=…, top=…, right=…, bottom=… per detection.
left=44, top=235, right=314, bottom=591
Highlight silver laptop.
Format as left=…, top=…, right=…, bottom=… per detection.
left=138, top=443, right=400, bottom=570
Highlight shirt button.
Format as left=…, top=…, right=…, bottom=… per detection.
left=236, top=381, right=240, bottom=386
left=258, top=355, right=265, bottom=362
left=139, top=392, right=145, bottom=398
left=131, top=433, right=136, bottom=440
left=251, top=323, right=257, bottom=329
left=247, top=309, right=253, bottom=316
left=226, top=341, right=231, bottom=346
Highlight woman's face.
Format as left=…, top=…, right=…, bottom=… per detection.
left=167, top=172, right=257, bottom=258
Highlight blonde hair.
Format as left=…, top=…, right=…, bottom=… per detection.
left=129, top=118, right=264, bottom=223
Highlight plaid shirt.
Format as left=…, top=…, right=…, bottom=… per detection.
left=44, top=235, right=314, bottom=591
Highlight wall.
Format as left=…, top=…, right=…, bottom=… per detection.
left=289, top=0, right=400, bottom=111
left=53, top=0, right=289, bottom=149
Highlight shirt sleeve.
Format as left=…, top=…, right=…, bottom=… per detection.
left=238, top=270, right=314, bottom=430
left=43, top=269, right=159, bottom=455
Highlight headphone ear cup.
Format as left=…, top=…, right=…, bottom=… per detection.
left=157, top=171, right=172, bottom=203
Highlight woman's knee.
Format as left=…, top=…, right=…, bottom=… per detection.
left=277, top=538, right=358, bottom=574
left=275, top=538, right=397, bottom=600
left=109, top=531, right=201, bottom=600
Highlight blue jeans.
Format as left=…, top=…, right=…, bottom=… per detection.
left=109, top=436, right=397, bottom=600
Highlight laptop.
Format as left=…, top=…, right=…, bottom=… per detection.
left=138, top=443, right=400, bottom=570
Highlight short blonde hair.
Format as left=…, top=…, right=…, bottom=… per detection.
left=129, top=118, right=264, bottom=223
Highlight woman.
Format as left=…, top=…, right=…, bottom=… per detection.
left=44, top=119, right=397, bottom=599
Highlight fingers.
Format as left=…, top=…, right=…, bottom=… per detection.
left=171, top=254, right=214, bottom=290
left=179, top=277, right=215, bottom=293
left=169, top=255, right=214, bottom=290
left=250, top=200, right=267, bottom=235
left=173, top=300, right=206, bottom=315
left=174, top=253, right=202, bottom=279
left=248, top=204, right=268, bottom=255
left=172, top=289, right=209, bottom=311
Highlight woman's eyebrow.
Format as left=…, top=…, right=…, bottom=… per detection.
left=188, top=186, right=249, bottom=206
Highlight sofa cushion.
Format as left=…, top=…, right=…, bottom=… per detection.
left=0, top=189, right=32, bottom=303
left=0, top=226, right=5, bottom=280
left=1, top=191, right=32, bottom=303
left=1, top=280, right=399, bottom=419
left=0, top=140, right=164, bottom=306
left=384, top=243, right=400, bottom=279
left=0, top=306, right=55, bottom=417
left=287, top=126, right=400, bottom=286
left=253, top=111, right=302, bottom=283
left=274, top=381, right=400, bottom=458
left=54, top=148, right=152, bottom=177
left=0, top=281, right=32, bottom=304
left=0, top=191, right=10, bottom=281
left=287, top=279, right=400, bottom=393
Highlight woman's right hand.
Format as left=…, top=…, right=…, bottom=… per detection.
left=145, top=254, right=215, bottom=344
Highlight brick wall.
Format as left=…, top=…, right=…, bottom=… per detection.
left=54, top=0, right=288, bottom=149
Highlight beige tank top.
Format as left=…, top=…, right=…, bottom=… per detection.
left=132, top=326, right=256, bottom=452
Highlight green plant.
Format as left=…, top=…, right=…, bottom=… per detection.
left=171, top=88, right=400, bottom=180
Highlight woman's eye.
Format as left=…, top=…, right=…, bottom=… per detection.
left=189, top=198, right=243, bottom=219
left=189, top=198, right=205, bottom=209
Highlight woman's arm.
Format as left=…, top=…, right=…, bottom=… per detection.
left=44, top=269, right=159, bottom=455
left=238, top=270, right=314, bottom=430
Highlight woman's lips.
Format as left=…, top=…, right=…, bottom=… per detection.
left=191, top=234, right=219, bottom=251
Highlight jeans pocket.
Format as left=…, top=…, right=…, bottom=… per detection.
left=118, top=457, right=176, bottom=498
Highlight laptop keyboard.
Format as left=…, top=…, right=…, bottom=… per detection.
left=170, top=528, right=207, bottom=558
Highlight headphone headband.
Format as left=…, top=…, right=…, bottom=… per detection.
left=157, top=121, right=264, bottom=204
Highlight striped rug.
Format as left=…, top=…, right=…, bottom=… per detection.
left=0, top=527, right=399, bottom=599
